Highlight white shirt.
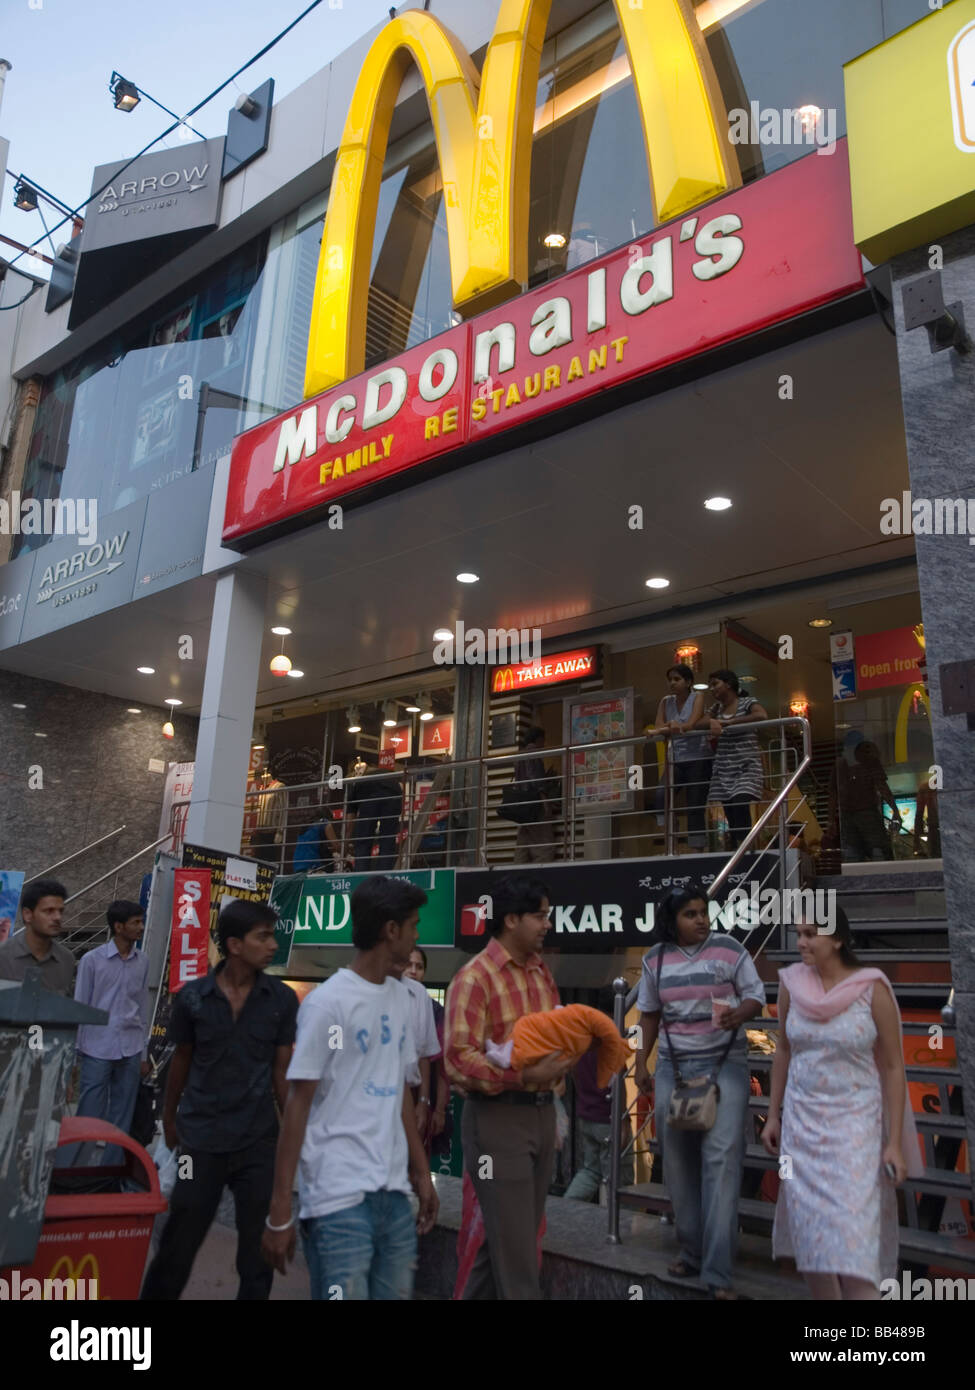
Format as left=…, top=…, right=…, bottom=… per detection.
left=286, top=968, right=418, bottom=1220
left=399, top=975, right=440, bottom=1087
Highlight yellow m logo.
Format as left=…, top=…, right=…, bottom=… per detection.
left=305, top=0, right=736, bottom=397
left=493, top=667, right=515, bottom=693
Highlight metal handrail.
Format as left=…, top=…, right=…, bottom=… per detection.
left=62, top=835, right=171, bottom=907
left=30, top=825, right=127, bottom=882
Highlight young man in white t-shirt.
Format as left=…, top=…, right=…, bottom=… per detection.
left=390, top=956, right=441, bottom=1142
left=261, top=876, right=438, bottom=1300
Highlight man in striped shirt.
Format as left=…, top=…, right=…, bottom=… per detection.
left=445, top=875, right=570, bottom=1299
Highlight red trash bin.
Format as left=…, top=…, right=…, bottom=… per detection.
left=4, top=1116, right=167, bottom=1300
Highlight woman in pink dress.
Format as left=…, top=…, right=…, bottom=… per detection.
left=762, top=906, right=921, bottom=1298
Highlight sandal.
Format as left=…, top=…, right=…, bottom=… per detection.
left=667, top=1259, right=699, bottom=1278
left=710, top=1287, right=739, bottom=1301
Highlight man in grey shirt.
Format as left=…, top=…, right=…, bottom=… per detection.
left=0, top=878, right=75, bottom=997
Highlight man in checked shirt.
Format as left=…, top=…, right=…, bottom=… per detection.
left=445, top=875, right=571, bottom=1299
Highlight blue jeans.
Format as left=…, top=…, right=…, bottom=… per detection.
left=654, top=1054, right=750, bottom=1289
left=74, top=1052, right=142, bottom=1164
left=300, top=1191, right=417, bottom=1300
left=563, top=1120, right=635, bottom=1202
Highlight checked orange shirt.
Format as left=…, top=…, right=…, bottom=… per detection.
left=445, top=935, right=560, bottom=1094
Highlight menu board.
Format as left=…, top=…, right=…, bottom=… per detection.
left=563, top=687, right=635, bottom=814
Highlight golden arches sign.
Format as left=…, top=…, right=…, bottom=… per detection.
left=304, top=0, right=736, bottom=397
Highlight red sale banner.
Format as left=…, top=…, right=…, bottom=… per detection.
left=169, top=867, right=211, bottom=993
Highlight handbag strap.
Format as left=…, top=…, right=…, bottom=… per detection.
left=655, top=941, right=738, bottom=1086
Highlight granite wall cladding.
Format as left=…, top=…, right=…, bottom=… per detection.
left=0, top=668, right=197, bottom=913
left=891, top=224, right=975, bottom=1177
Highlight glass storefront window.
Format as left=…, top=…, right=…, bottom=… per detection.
left=14, top=236, right=268, bottom=556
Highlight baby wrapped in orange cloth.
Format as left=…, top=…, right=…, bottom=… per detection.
left=484, top=1003, right=628, bottom=1088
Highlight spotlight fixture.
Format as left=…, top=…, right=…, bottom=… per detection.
left=347, top=706, right=362, bottom=733
left=13, top=179, right=38, bottom=212
left=110, top=73, right=140, bottom=112
left=417, top=693, right=434, bottom=721
left=433, top=628, right=453, bottom=641
left=33, top=731, right=47, bottom=738
left=808, top=617, right=833, bottom=629
left=286, top=668, right=304, bottom=678
left=456, top=572, right=479, bottom=584
left=543, top=231, right=566, bottom=249
left=271, top=626, right=292, bottom=636
left=164, top=698, right=183, bottom=707
left=796, top=104, right=823, bottom=133
left=704, top=496, right=732, bottom=511
left=162, top=721, right=175, bottom=739
left=645, top=577, right=670, bottom=590
left=137, top=666, right=155, bottom=674
left=252, top=743, right=265, bottom=751
left=789, top=695, right=810, bottom=717
left=382, top=700, right=398, bottom=727
left=126, top=707, right=142, bottom=714
left=234, top=91, right=258, bottom=118
left=692, top=683, right=708, bottom=691
left=12, top=702, right=26, bottom=709
left=404, top=699, right=421, bottom=714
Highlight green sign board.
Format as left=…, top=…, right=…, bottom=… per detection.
left=270, top=868, right=456, bottom=966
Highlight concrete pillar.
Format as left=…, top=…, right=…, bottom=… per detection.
left=185, top=567, right=267, bottom=854
left=889, top=227, right=975, bottom=1177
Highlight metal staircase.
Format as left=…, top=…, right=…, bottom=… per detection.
left=610, top=865, right=973, bottom=1279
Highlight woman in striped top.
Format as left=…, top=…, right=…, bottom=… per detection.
left=634, top=885, right=765, bottom=1298
left=706, top=669, right=768, bottom=849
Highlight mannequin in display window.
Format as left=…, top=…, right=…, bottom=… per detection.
left=244, top=760, right=287, bottom=855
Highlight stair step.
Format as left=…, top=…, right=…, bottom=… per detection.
left=617, top=1183, right=975, bottom=1266
left=845, top=918, right=948, bottom=929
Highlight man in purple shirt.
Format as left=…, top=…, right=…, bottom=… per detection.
left=73, top=899, right=151, bottom=1159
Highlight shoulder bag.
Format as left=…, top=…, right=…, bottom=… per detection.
left=656, top=945, right=738, bottom=1132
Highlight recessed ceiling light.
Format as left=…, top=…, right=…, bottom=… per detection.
left=12, top=702, right=26, bottom=709
left=740, top=674, right=758, bottom=683
left=543, top=231, right=566, bottom=249
left=34, top=731, right=47, bottom=738
left=271, top=626, right=292, bottom=636
left=420, top=710, right=434, bottom=721
left=405, top=701, right=421, bottom=713
left=456, top=572, right=479, bottom=584
left=164, top=698, right=183, bottom=706
left=808, top=617, right=833, bottom=628
left=137, top=666, right=155, bottom=674
left=704, top=496, right=732, bottom=511
left=286, top=668, right=304, bottom=678
left=433, top=628, right=453, bottom=641
left=692, top=683, right=708, bottom=691
left=645, top=577, right=670, bottom=590
left=126, top=707, right=142, bottom=714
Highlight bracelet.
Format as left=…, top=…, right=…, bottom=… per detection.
left=264, top=1213, right=295, bottom=1233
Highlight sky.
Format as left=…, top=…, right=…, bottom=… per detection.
left=0, top=0, right=393, bottom=274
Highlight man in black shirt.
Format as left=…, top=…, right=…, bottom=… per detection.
left=345, top=757, right=403, bottom=871
left=141, top=899, right=298, bottom=1300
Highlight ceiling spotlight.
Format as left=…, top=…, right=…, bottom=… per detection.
left=645, top=577, right=670, bottom=590
left=12, top=702, right=26, bottom=709
left=808, top=617, right=833, bottom=629
left=110, top=73, right=140, bottom=112
left=162, top=721, right=175, bottom=739
left=137, top=666, right=155, bottom=674
left=126, top=707, right=142, bottom=714
left=418, top=694, right=434, bottom=722
left=234, top=91, right=259, bottom=118
left=692, top=683, right=708, bottom=691
left=382, top=700, right=398, bottom=727
left=739, top=674, right=758, bottom=684
left=796, top=104, right=823, bottom=133
left=269, top=653, right=292, bottom=676
left=286, top=668, right=304, bottom=678
left=164, top=698, right=183, bottom=706
left=347, top=706, right=362, bottom=733
left=13, top=179, right=38, bottom=212
left=704, top=496, right=732, bottom=511
left=543, top=231, right=566, bottom=249
left=271, top=626, right=292, bottom=636
left=433, top=628, right=453, bottom=641
left=33, top=731, right=47, bottom=738
left=456, top=572, right=479, bottom=584
left=405, top=699, right=421, bottom=714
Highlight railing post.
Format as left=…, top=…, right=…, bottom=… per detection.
left=566, top=746, right=575, bottom=862
left=664, top=738, right=676, bottom=858
left=607, top=975, right=628, bottom=1244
